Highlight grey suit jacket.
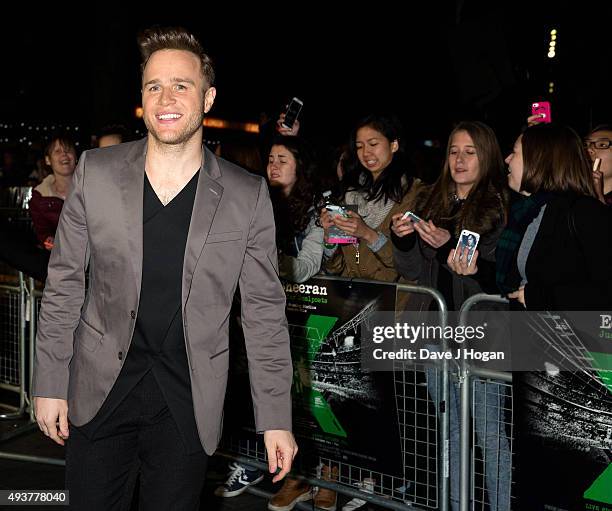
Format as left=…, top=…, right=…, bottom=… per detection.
left=32, top=138, right=293, bottom=454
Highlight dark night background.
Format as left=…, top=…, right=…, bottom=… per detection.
left=0, top=1, right=610, bottom=153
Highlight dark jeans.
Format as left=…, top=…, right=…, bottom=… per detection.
left=66, top=371, right=208, bottom=511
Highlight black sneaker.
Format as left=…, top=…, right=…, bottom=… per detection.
left=214, top=462, right=264, bottom=498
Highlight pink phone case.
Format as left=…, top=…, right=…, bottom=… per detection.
left=531, top=101, right=552, bottom=123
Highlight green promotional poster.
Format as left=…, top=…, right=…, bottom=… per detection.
left=514, top=312, right=612, bottom=510
left=283, top=277, right=404, bottom=478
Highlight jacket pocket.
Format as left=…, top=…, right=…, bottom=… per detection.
left=209, top=347, right=230, bottom=377
left=75, top=319, right=104, bottom=353
left=206, top=231, right=243, bottom=244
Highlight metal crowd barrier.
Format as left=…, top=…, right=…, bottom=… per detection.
left=0, top=273, right=27, bottom=420
left=458, top=294, right=513, bottom=511
left=219, top=276, right=450, bottom=511
left=0, top=272, right=516, bottom=510
left=0, top=273, right=57, bottom=464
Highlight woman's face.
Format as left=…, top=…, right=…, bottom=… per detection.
left=267, top=145, right=298, bottom=194
left=355, top=125, right=398, bottom=179
left=505, top=135, right=524, bottom=193
left=448, top=130, right=480, bottom=192
left=45, top=141, right=76, bottom=178
left=585, top=129, right=612, bottom=179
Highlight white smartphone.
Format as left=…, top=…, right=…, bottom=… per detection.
left=453, top=229, right=480, bottom=265
left=281, top=97, right=304, bottom=129
left=593, top=158, right=601, bottom=172
left=401, top=210, right=423, bottom=223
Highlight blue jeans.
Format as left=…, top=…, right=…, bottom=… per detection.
left=426, top=368, right=511, bottom=511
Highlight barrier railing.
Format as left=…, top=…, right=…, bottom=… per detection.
left=0, top=274, right=55, bottom=464
left=219, top=277, right=449, bottom=511
left=0, top=272, right=515, bottom=510
left=0, top=273, right=27, bottom=420
left=458, top=294, right=513, bottom=511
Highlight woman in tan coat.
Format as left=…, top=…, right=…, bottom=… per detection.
left=320, top=114, right=420, bottom=282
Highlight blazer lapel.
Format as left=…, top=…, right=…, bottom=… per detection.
left=182, top=146, right=224, bottom=305
left=121, top=139, right=146, bottom=301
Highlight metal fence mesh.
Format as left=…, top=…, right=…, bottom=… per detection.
left=221, top=364, right=442, bottom=509
left=0, top=287, right=21, bottom=388
left=471, top=377, right=513, bottom=511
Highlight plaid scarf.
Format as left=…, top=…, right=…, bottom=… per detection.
left=495, top=191, right=552, bottom=294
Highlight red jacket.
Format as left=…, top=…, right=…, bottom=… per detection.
left=29, top=179, right=64, bottom=247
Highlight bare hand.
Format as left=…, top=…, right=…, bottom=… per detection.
left=413, top=220, right=451, bottom=248
left=527, top=114, right=545, bottom=127
left=593, top=169, right=606, bottom=204
left=391, top=213, right=416, bottom=238
left=264, top=430, right=298, bottom=483
left=447, top=247, right=479, bottom=275
left=319, top=208, right=335, bottom=230
left=276, top=114, right=300, bottom=136
left=332, top=211, right=377, bottom=244
left=43, top=236, right=55, bottom=251
left=508, top=286, right=526, bottom=307
left=33, top=397, right=69, bottom=446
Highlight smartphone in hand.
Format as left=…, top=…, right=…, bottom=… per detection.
left=281, top=97, right=304, bottom=129
left=453, top=229, right=480, bottom=265
left=531, top=101, right=552, bottom=123
left=401, top=211, right=423, bottom=223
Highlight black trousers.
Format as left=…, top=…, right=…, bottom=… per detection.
left=66, top=370, right=208, bottom=511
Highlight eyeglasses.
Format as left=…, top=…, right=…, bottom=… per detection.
left=584, top=138, right=612, bottom=150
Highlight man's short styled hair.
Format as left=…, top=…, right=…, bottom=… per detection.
left=137, top=26, right=215, bottom=89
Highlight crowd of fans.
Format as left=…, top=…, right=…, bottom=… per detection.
left=0, top=110, right=611, bottom=511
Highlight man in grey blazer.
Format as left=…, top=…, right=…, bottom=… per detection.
left=32, top=26, right=297, bottom=510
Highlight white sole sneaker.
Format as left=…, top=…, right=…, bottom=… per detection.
left=214, top=474, right=264, bottom=498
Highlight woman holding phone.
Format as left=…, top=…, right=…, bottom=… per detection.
left=391, top=121, right=507, bottom=308
left=319, top=113, right=421, bottom=282
left=391, top=121, right=511, bottom=511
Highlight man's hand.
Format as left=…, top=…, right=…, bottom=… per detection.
left=264, top=430, right=298, bottom=483
left=33, top=397, right=69, bottom=446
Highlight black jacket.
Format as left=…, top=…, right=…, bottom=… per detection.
left=521, top=193, right=612, bottom=310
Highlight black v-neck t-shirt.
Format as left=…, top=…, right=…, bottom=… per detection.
left=80, top=170, right=203, bottom=453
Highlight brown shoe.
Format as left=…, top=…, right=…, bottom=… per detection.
left=268, top=476, right=313, bottom=511
left=314, top=465, right=338, bottom=511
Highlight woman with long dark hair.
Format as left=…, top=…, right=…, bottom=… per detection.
left=267, top=135, right=324, bottom=283
left=320, top=113, right=420, bottom=282
left=392, top=121, right=511, bottom=511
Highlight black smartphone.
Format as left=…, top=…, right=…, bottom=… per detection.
left=281, top=97, right=304, bottom=130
